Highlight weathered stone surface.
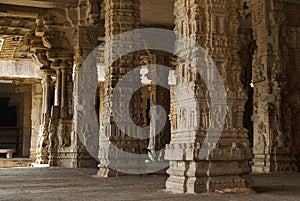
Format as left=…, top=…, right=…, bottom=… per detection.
left=249, top=0, right=297, bottom=173
left=164, top=0, right=252, bottom=193
left=0, top=168, right=300, bottom=200
left=0, top=0, right=300, bottom=195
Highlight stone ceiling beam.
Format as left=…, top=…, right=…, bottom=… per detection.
left=0, top=26, right=31, bottom=32
left=0, top=4, right=46, bottom=16
left=0, top=0, right=74, bottom=8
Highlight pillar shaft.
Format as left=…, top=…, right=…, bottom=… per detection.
left=165, top=0, right=252, bottom=193
left=61, top=67, right=68, bottom=119
left=36, top=71, right=52, bottom=164
left=54, top=69, right=62, bottom=107
left=250, top=0, right=296, bottom=173
left=97, top=0, right=145, bottom=177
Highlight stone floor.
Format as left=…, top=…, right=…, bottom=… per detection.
left=0, top=167, right=299, bottom=201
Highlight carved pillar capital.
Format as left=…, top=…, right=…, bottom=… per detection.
left=42, top=31, right=73, bottom=62
left=66, top=0, right=101, bottom=27
left=31, top=36, right=52, bottom=71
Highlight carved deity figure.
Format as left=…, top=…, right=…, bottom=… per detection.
left=254, top=60, right=265, bottom=83
left=255, top=121, right=267, bottom=154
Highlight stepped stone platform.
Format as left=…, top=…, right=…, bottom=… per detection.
left=0, top=158, right=35, bottom=168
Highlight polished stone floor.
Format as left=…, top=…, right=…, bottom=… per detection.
left=0, top=167, right=299, bottom=201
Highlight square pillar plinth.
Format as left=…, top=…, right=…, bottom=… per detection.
left=165, top=143, right=253, bottom=193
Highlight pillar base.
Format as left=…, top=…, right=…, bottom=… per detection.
left=253, top=153, right=297, bottom=173
left=166, top=175, right=250, bottom=194
left=57, top=149, right=97, bottom=168
left=165, top=160, right=252, bottom=194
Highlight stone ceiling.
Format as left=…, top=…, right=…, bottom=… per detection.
left=0, top=15, right=36, bottom=60
left=0, top=0, right=174, bottom=61
left=141, top=0, right=174, bottom=28
left=0, top=3, right=45, bottom=60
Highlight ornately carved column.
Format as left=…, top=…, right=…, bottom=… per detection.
left=31, top=35, right=53, bottom=164
left=97, top=0, right=146, bottom=177
left=41, top=30, right=74, bottom=167
left=249, top=0, right=296, bottom=173
left=165, top=0, right=252, bottom=193
left=67, top=0, right=103, bottom=168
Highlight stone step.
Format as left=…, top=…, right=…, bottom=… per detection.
left=0, top=158, right=35, bottom=168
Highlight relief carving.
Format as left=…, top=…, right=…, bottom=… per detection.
left=252, top=2, right=263, bottom=26
left=253, top=57, right=265, bottom=83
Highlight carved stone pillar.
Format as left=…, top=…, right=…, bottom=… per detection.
left=36, top=70, right=52, bottom=164
left=67, top=0, right=104, bottom=168
left=41, top=30, right=74, bottom=167
left=97, top=0, right=145, bottom=177
left=249, top=0, right=296, bottom=173
left=48, top=59, right=72, bottom=166
left=284, top=16, right=300, bottom=171
left=165, top=0, right=252, bottom=193
left=30, top=81, right=43, bottom=159
left=31, top=36, right=53, bottom=164
left=60, top=62, right=71, bottom=119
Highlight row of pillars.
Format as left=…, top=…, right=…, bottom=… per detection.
left=30, top=0, right=297, bottom=194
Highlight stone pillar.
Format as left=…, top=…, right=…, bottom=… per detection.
left=97, top=0, right=145, bottom=177
left=36, top=70, right=52, bottom=164
left=66, top=0, right=104, bottom=168
left=30, top=81, right=43, bottom=159
left=31, top=34, right=54, bottom=164
left=60, top=62, right=71, bottom=119
left=99, top=81, right=105, bottom=132
left=249, top=0, right=296, bottom=173
left=51, top=61, right=73, bottom=167
left=284, top=15, right=300, bottom=171
left=47, top=60, right=61, bottom=166
left=165, top=0, right=252, bottom=193
left=54, top=68, right=62, bottom=107
left=39, top=29, right=74, bottom=167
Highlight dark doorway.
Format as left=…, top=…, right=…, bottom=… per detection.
left=0, top=97, right=21, bottom=157
left=0, top=98, right=17, bottom=126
